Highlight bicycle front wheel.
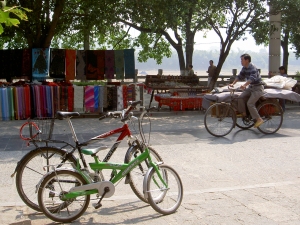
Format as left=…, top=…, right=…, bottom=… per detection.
left=146, top=164, right=183, bottom=215
left=38, top=170, right=90, bottom=223
left=257, top=100, right=283, bottom=134
left=15, top=147, right=77, bottom=211
left=125, top=146, right=163, bottom=203
left=204, top=103, right=236, bottom=137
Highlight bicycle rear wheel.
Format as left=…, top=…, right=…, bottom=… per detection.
left=15, top=147, right=77, bottom=211
left=257, top=100, right=283, bottom=134
left=204, top=103, right=236, bottom=137
left=124, top=146, right=163, bottom=203
left=146, top=164, right=183, bottom=215
left=38, top=170, right=90, bottom=223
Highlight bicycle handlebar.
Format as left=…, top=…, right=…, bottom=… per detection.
left=99, top=100, right=142, bottom=122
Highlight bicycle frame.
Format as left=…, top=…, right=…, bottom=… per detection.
left=31, top=116, right=135, bottom=171
left=60, top=145, right=166, bottom=200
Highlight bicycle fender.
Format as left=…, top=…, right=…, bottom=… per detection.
left=123, top=145, right=137, bottom=184
left=35, top=168, right=80, bottom=194
left=143, top=166, right=154, bottom=200
left=10, top=147, right=76, bottom=177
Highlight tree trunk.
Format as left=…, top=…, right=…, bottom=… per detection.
left=185, top=31, right=194, bottom=69
left=209, top=44, right=231, bottom=90
left=281, top=29, right=290, bottom=73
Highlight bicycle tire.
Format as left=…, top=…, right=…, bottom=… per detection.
left=15, top=147, right=77, bottom=211
left=124, top=145, right=163, bottom=203
left=146, top=164, right=183, bottom=215
left=204, top=103, right=236, bottom=137
left=38, top=169, right=90, bottom=223
left=257, top=100, right=283, bottom=134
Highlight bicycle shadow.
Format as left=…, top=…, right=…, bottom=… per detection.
left=26, top=200, right=163, bottom=225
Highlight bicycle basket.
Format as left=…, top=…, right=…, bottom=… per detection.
left=20, top=118, right=55, bottom=141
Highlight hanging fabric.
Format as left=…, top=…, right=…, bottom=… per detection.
left=65, top=49, right=76, bottom=81
left=114, top=50, right=124, bottom=80
left=95, top=50, right=105, bottom=80
left=105, top=50, right=115, bottom=79
left=49, top=48, right=66, bottom=79
left=22, top=49, right=32, bottom=80
left=86, top=50, right=99, bottom=80
left=124, top=49, right=135, bottom=79
left=10, top=49, right=23, bottom=78
left=76, top=50, right=86, bottom=80
left=32, top=48, right=50, bottom=81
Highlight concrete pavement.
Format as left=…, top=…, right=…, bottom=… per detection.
left=1, top=103, right=300, bottom=224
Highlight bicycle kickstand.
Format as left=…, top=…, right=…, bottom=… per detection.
left=94, top=187, right=110, bottom=209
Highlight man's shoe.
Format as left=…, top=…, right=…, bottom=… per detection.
left=254, top=120, right=264, bottom=128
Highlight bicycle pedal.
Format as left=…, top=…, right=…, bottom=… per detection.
left=93, top=203, right=102, bottom=209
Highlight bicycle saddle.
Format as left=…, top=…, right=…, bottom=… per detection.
left=56, top=111, right=80, bottom=119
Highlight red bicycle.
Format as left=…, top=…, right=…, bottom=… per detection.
left=12, top=100, right=163, bottom=211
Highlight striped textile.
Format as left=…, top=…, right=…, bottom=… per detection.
left=84, top=86, right=95, bottom=112
left=73, top=85, right=84, bottom=112
left=103, top=86, right=108, bottom=108
left=99, top=86, right=104, bottom=113
left=0, top=88, right=9, bottom=120
left=24, top=86, right=31, bottom=119
left=68, top=86, right=74, bottom=112
left=65, top=49, right=76, bottom=81
left=117, top=86, right=124, bottom=111
left=94, top=86, right=99, bottom=112
left=105, top=50, right=115, bottom=79
left=60, top=86, right=68, bottom=111
left=45, top=86, right=52, bottom=117
left=124, top=49, right=135, bottom=79
left=7, top=87, right=15, bottom=120
left=122, top=85, right=128, bottom=108
left=114, top=50, right=124, bottom=80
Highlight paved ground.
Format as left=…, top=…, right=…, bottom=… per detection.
left=1, top=102, right=300, bottom=224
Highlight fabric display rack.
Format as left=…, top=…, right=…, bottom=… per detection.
left=145, top=75, right=209, bottom=111
left=0, top=83, right=143, bottom=121
left=0, top=47, right=139, bottom=120
left=0, top=48, right=135, bottom=81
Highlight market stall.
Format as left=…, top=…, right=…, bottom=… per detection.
left=145, top=75, right=209, bottom=111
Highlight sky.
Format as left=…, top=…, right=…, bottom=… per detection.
left=193, top=30, right=268, bottom=52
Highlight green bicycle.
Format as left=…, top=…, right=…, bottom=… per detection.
left=37, top=107, right=183, bottom=223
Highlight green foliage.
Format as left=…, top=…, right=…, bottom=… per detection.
left=0, top=1, right=31, bottom=35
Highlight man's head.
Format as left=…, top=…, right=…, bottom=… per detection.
left=240, top=54, right=251, bottom=67
left=188, top=64, right=193, bottom=69
left=279, top=66, right=286, bottom=74
left=209, top=60, right=213, bottom=65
